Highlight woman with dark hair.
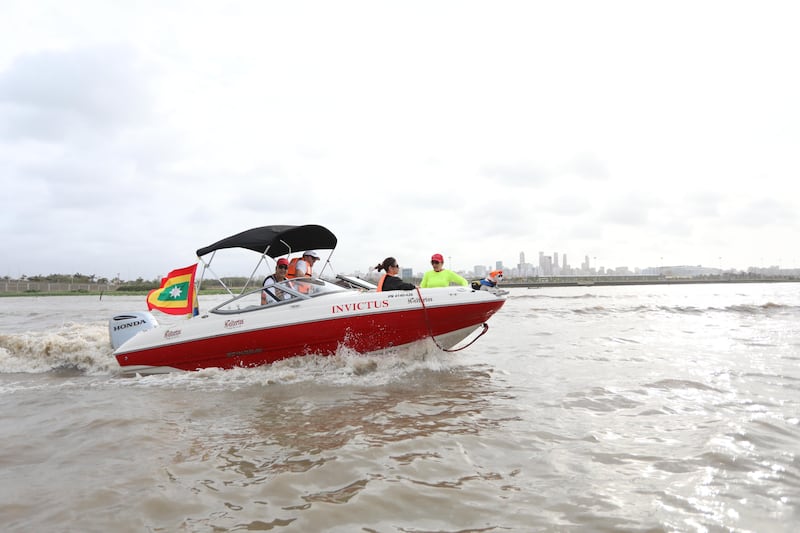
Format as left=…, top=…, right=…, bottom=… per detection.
left=375, top=257, right=416, bottom=292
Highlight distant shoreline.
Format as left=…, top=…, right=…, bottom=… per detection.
left=503, top=278, right=800, bottom=288
left=0, top=289, right=231, bottom=298
left=2, top=277, right=799, bottom=297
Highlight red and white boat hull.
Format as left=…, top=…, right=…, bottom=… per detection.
left=113, top=287, right=504, bottom=374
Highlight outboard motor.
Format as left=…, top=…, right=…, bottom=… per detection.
left=109, top=312, right=159, bottom=349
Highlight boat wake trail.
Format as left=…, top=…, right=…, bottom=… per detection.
left=0, top=321, right=461, bottom=389
left=110, top=339, right=461, bottom=391
left=0, top=322, right=116, bottom=375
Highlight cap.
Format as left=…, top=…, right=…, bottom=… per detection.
left=431, top=253, right=444, bottom=262
left=304, top=250, right=320, bottom=259
left=277, top=258, right=289, bottom=267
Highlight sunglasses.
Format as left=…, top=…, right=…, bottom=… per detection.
left=392, top=264, right=399, bottom=268
left=277, top=265, right=288, bottom=269
left=431, top=260, right=441, bottom=265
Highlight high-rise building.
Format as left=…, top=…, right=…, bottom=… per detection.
left=518, top=252, right=527, bottom=277
left=539, top=252, right=553, bottom=276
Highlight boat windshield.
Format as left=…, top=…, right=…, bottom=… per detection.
left=210, top=277, right=349, bottom=314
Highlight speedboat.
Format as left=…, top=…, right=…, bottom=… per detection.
left=109, top=224, right=506, bottom=374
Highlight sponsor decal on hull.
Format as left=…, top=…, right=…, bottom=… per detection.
left=227, top=348, right=263, bottom=358
left=331, top=300, right=389, bottom=314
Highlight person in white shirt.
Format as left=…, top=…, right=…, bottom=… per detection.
left=287, top=250, right=319, bottom=279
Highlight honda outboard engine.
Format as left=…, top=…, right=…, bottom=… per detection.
left=109, top=312, right=159, bottom=349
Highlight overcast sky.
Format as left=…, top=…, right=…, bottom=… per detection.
left=1, top=1, right=798, bottom=280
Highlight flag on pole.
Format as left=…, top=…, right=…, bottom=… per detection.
left=147, top=264, right=197, bottom=316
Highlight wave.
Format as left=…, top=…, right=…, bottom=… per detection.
left=106, top=344, right=465, bottom=392
left=717, top=302, right=795, bottom=314
left=643, top=379, right=723, bottom=393
left=0, top=322, right=464, bottom=386
left=509, top=293, right=610, bottom=300
left=566, top=302, right=800, bottom=316
left=572, top=305, right=610, bottom=314
left=561, top=386, right=643, bottom=412
left=0, top=322, right=116, bottom=375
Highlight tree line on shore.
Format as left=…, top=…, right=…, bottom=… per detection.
left=2, top=273, right=254, bottom=292
left=4, top=270, right=799, bottom=296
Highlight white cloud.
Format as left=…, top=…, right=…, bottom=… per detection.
left=0, top=46, right=153, bottom=141
left=1, top=1, right=799, bottom=279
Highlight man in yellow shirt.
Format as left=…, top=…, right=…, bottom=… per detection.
left=420, top=253, right=468, bottom=288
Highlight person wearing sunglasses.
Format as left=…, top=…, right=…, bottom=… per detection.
left=261, top=257, right=291, bottom=304
left=375, top=257, right=416, bottom=292
left=420, top=253, right=468, bottom=288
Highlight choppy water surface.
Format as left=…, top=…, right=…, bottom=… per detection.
left=1, top=283, right=799, bottom=532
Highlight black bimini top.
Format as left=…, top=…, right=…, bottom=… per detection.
left=196, top=224, right=337, bottom=258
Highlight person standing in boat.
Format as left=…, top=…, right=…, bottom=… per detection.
left=420, top=253, right=468, bottom=288
left=375, top=257, right=416, bottom=292
left=287, top=250, right=319, bottom=279
left=262, top=258, right=290, bottom=304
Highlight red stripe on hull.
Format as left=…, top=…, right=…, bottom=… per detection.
left=116, top=300, right=502, bottom=372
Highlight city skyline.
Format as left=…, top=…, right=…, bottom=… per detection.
left=465, top=250, right=798, bottom=280
left=6, top=247, right=799, bottom=283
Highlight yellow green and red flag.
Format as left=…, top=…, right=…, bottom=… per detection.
left=146, top=264, right=197, bottom=316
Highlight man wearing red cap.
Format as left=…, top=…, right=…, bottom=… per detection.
left=262, top=258, right=290, bottom=304
left=420, top=253, right=468, bottom=288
